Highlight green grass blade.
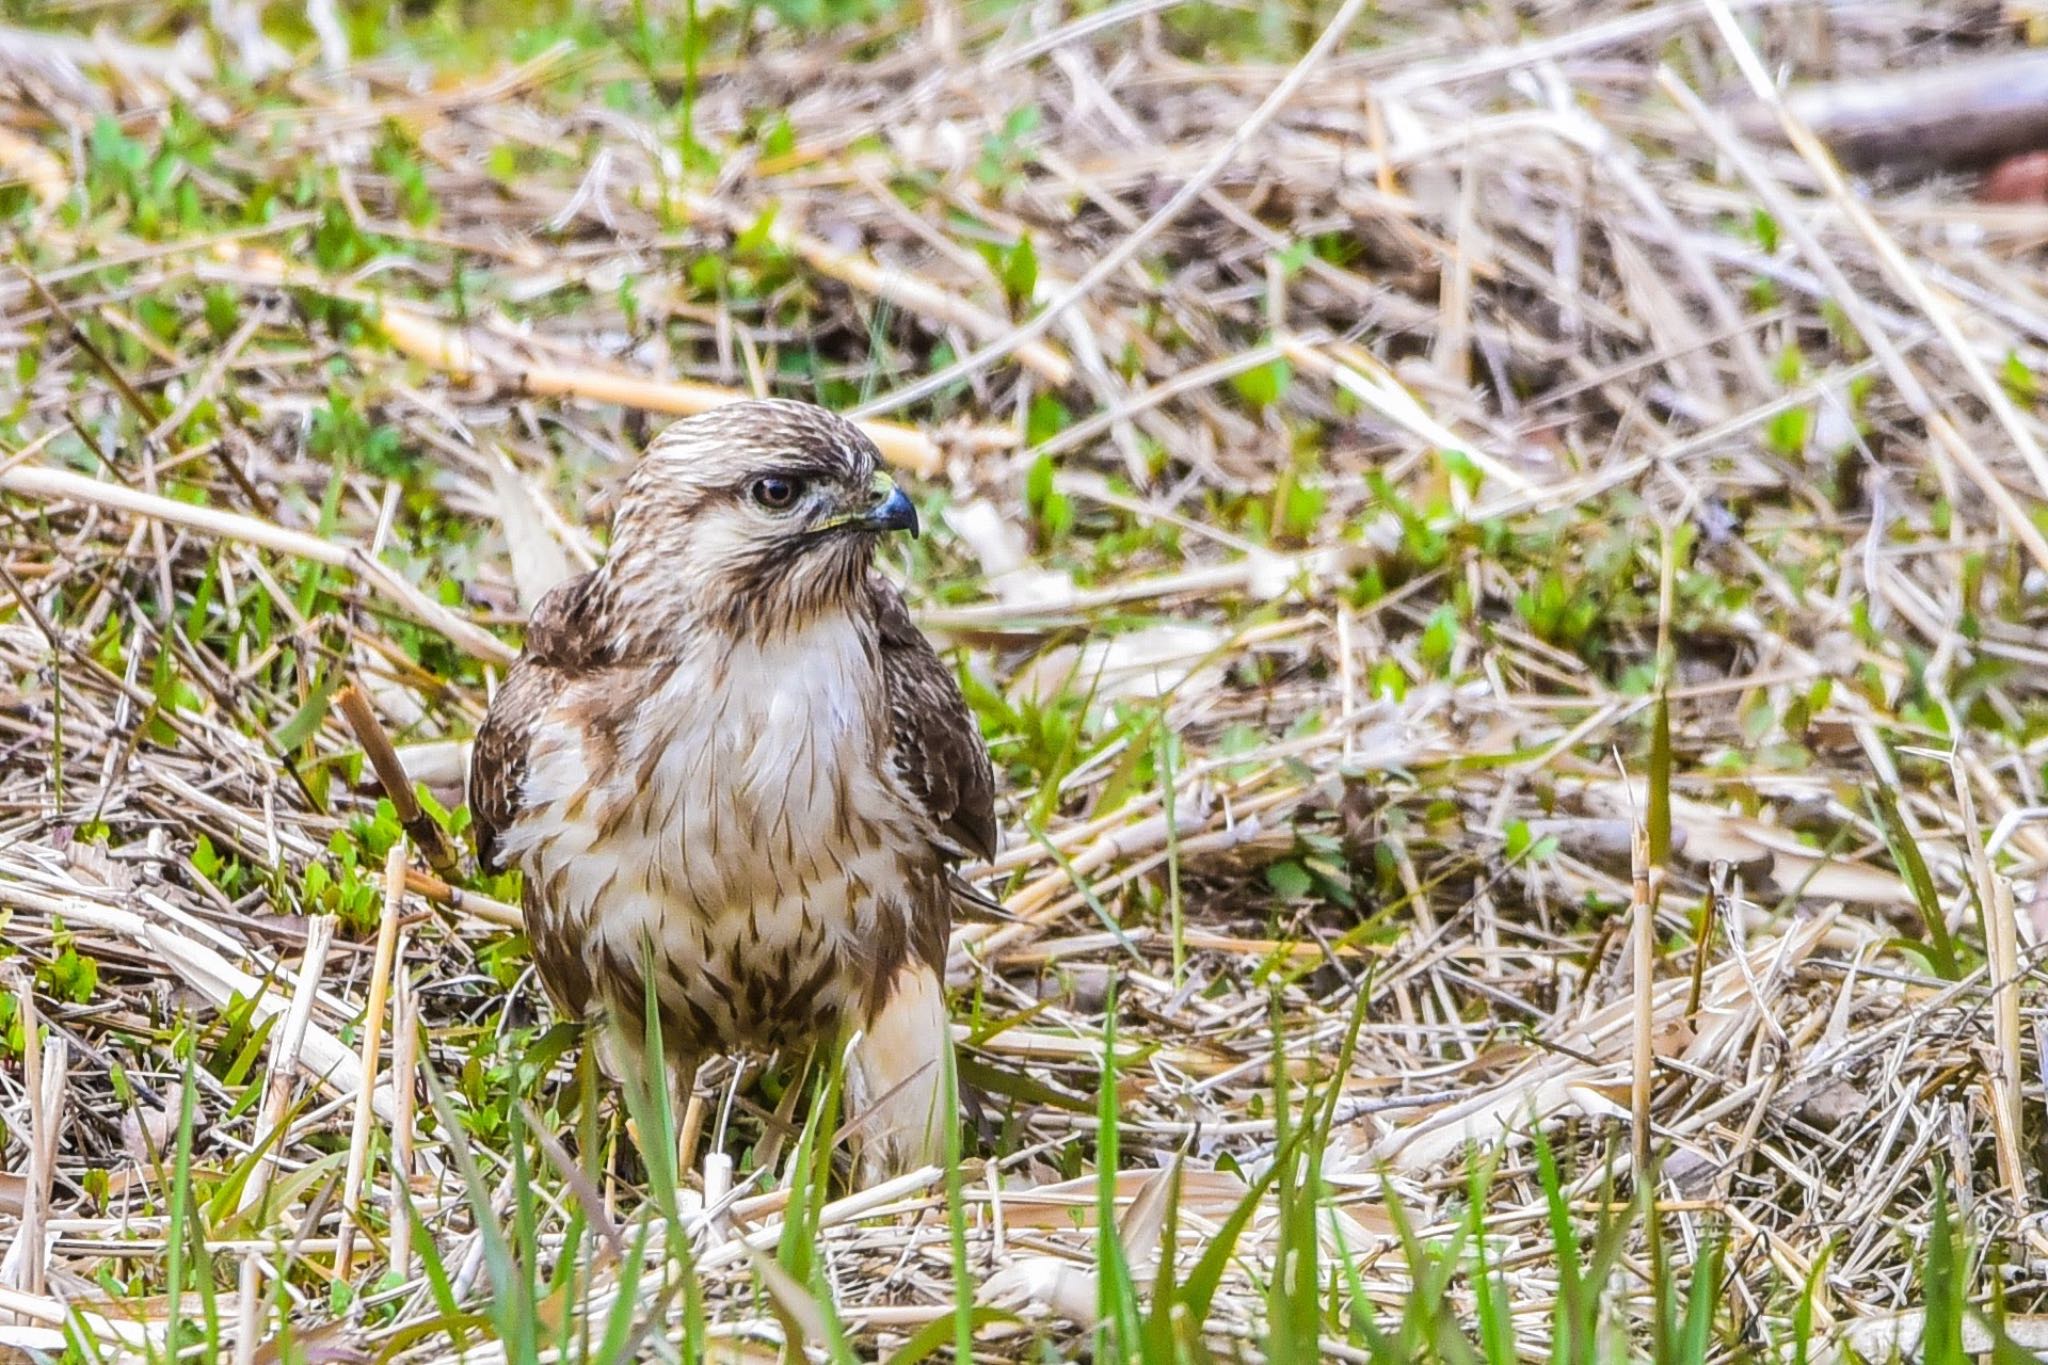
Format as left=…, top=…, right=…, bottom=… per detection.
left=1676, top=1223, right=1724, bottom=1365
left=1141, top=1156, right=1186, bottom=1360
left=1868, top=782, right=1961, bottom=980
left=1095, top=975, right=1144, bottom=1358
left=1923, top=1171, right=1966, bottom=1365
left=1531, top=1126, right=1583, bottom=1365
left=1178, top=1128, right=1304, bottom=1330
left=882, top=1307, right=1021, bottom=1365
left=423, top=1062, right=535, bottom=1362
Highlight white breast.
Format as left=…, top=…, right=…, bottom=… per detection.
left=506, top=614, right=922, bottom=1052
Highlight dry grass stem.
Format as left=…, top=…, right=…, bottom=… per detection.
left=335, top=841, right=407, bottom=1277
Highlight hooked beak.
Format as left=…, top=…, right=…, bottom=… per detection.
left=819, top=474, right=919, bottom=537
left=865, top=483, right=920, bottom=536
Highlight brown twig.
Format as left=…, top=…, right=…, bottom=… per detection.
left=336, top=684, right=461, bottom=880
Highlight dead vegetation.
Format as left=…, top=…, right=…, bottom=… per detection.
left=3, top=0, right=2048, bottom=1359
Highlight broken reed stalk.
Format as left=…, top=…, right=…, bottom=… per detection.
left=233, top=1256, right=261, bottom=1365
left=0, top=974, right=63, bottom=1312
left=402, top=866, right=522, bottom=930
left=337, top=685, right=461, bottom=880
left=240, top=907, right=332, bottom=1365
left=677, top=1090, right=708, bottom=1195
left=1988, top=876, right=2027, bottom=1202
left=388, top=963, right=420, bottom=1283
left=336, top=843, right=407, bottom=1279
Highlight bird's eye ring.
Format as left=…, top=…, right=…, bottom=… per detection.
left=751, top=476, right=803, bottom=511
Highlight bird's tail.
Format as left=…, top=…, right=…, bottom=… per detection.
left=846, top=960, right=952, bottom=1183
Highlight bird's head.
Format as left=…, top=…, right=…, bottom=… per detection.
left=603, top=400, right=919, bottom=640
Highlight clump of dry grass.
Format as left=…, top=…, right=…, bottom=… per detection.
left=3, top=0, right=2048, bottom=1359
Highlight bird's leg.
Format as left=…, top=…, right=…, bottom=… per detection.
left=599, top=1006, right=708, bottom=1197
left=670, top=1053, right=703, bottom=1192
left=675, top=1056, right=707, bottom=1189
left=846, top=959, right=952, bottom=1184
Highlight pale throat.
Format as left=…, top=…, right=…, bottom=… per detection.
left=624, top=607, right=884, bottom=831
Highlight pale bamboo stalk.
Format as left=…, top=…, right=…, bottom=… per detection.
left=387, top=957, right=420, bottom=1282
left=677, top=1089, right=708, bottom=1196
left=4, top=973, right=39, bottom=1309
left=375, top=307, right=946, bottom=474
left=30, top=1039, right=63, bottom=1293
left=1989, top=876, right=2027, bottom=1201
left=232, top=1256, right=262, bottom=1365
left=0, top=464, right=514, bottom=665
left=0, top=1283, right=156, bottom=1349
left=241, top=915, right=338, bottom=1216
left=0, top=978, right=59, bottom=1307
left=336, top=843, right=407, bottom=1278
left=402, top=867, right=521, bottom=929
left=702, top=1152, right=733, bottom=1240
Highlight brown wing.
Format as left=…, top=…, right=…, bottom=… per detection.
left=868, top=575, right=998, bottom=865
left=469, top=663, right=552, bottom=875
left=471, top=572, right=629, bottom=1021
left=469, top=662, right=598, bottom=1022
left=470, top=649, right=605, bottom=1021
left=469, top=571, right=610, bottom=875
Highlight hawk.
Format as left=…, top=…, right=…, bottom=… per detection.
left=468, top=400, right=997, bottom=1180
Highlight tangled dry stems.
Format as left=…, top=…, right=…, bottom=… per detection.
left=1, top=0, right=2047, bottom=1358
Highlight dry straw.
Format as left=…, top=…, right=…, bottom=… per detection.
left=2, top=0, right=2047, bottom=1358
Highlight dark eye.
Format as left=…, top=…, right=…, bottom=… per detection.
left=751, top=476, right=804, bottom=511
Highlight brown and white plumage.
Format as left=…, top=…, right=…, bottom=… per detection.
left=469, top=400, right=995, bottom=1179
